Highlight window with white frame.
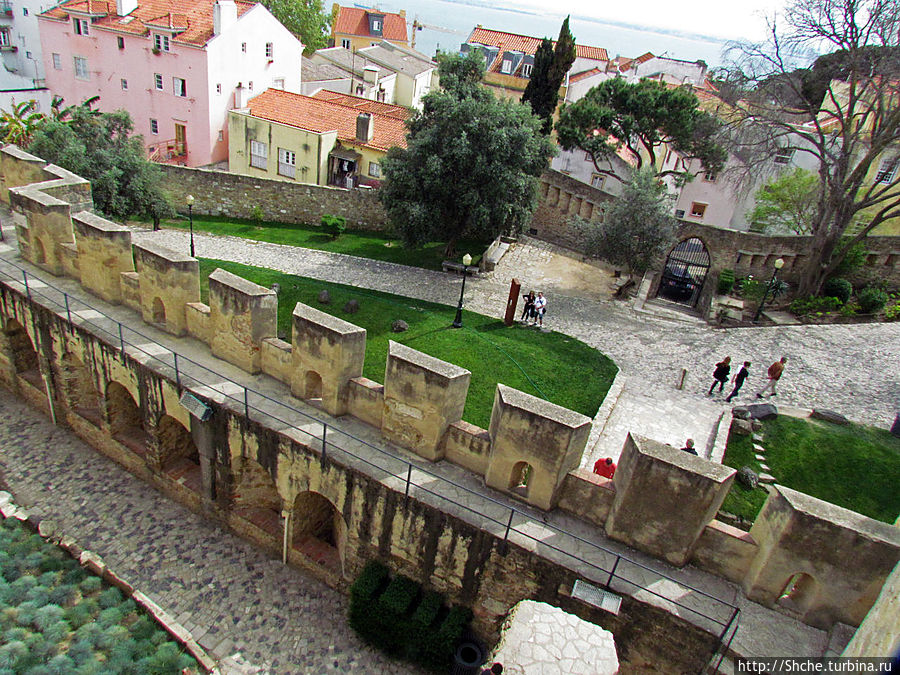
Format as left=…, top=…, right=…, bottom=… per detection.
left=154, top=73, right=163, bottom=90
left=273, top=78, right=285, bottom=89
left=773, top=148, right=794, bottom=165
left=265, top=42, right=273, bottom=59
left=154, top=33, right=170, bottom=52
left=173, top=77, right=186, bottom=97
left=250, top=140, right=268, bottom=169
left=369, top=162, right=381, bottom=178
left=521, top=63, right=532, bottom=78
left=73, top=18, right=89, bottom=35
left=501, top=59, right=512, bottom=74
left=590, top=173, right=604, bottom=189
left=52, top=53, right=61, bottom=69
left=875, top=158, right=898, bottom=184
left=121, top=78, right=128, bottom=90
left=0, top=29, right=9, bottom=47
left=372, top=19, right=381, bottom=31
left=341, top=38, right=351, bottom=49
left=150, top=119, right=159, bottom=135
left=278, top=148, right=296, bottom=178
left=73, top=56, right=88, bottom=80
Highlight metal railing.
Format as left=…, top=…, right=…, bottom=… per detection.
left=0, top=255, right=741, bottom=656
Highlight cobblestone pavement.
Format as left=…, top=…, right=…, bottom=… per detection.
left=130, top=229, right=900, bottom=428
left=0, top=387, right=424, bottom=675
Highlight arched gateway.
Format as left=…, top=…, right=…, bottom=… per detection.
left=657, top=238, right=711, bottom=307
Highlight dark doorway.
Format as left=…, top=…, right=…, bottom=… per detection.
left=657, top=238, right=710, bottom=307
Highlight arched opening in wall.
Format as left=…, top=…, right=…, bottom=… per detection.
left=657, top=237, right=710, bottom=307
left=157, top=414, right=202, bottom=493
left=105, top=381, right=150, bottom=456
left=60, top=352, right=101, bottom=425
left=232, top=458, right=282, bottom=540
left=509, top=461, right=533, bottom=498
left=4, top=319, right=41, bottom=388
left=151, top=297, right=166, bottom=327
left=776, top=572, right=819, bottom=616
left=34, top=238, right=46, bottom=265
left=291, top=490, right=346, bottom=575
left=304, top=370, right=323, bottom=402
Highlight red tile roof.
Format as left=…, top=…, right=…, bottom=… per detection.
left=568, top=67, right=602, bottom=84
left=467, top=27, right=609, bottom=63
left=311, top=90, right=409, bottom=120
left=247, top=89, right=408, bottom=152
left=40, top=0, right=255, bottom=48
left=333, top=5, right=407, bottom=42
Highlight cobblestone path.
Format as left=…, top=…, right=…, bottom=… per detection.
left=131, top=229, right=900, bottom=428
left=0, top=387, right=423, bottom=675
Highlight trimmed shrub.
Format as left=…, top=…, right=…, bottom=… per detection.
left=321, top=214, right=347, bottom=240
left=79, top=577, right=101, bottom=594
left=822, top=278, right=852, bottom=304
left=790, top=296, right=842, bottom=316
left=857, top=287, right=888, bottom=314
left=33, top=604, right=64, bottom=631
left=717, top=269, right=735, bottom=295
left=98, top=587, right=122, bottom=609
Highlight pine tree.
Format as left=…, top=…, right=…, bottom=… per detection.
left=521, top=17, right=576, bottom=134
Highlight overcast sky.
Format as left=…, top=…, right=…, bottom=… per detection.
left=511, top=0, right=787, bottom=41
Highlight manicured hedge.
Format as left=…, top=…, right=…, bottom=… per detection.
left=349, top=560, right=473, bottom=671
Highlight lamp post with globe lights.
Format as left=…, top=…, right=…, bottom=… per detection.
left=452, top=254, right=473, bottom=328
left=753, top=257, right=785, bottom=323
left=185, top=194, right=195, bottom=257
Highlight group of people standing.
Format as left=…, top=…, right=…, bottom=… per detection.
left=520, top=291, right=547, bottom=327
left=708, top=356, right=788, bottom=403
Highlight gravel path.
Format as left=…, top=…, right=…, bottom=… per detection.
left=130, top=228, right=900, bottom=428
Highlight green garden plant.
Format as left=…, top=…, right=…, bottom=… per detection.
left=717, top=269, right=735, bottom=295
left=822, top=278, right=852, bottom=304
left=321, top=214, right=347, bottom=240
left=857, top=286, right=888, bottom=314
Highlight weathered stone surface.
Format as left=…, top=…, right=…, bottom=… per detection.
left=391, top=319, right=408, bottom=333
left=343, top=299, right=359, bottom=314
left=811, top=409, right=850, bottom=425
left=732, top=407, right=751, bottom=420
left=758, top=473, right=775, bottom=483
left=737, top=466, right=760, bottom=489
left=752, top=420, right=764, bottom=431
left=731, top=418, right=753, bottom=435
left=317, top=289, right=330, bottom=304
left=745, top=403, right=778, bottom=420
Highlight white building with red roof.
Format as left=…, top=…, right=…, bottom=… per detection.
left=330, top=3, right=408, bottom=53
left=37, top=0, right=304, bottom=167
left=228, top=87, right=408, bottom=188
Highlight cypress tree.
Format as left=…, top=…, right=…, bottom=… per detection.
left=521, top=17, right=577, bottom=134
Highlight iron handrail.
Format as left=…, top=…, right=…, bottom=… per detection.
left=0, top=258, right=740, bottom=633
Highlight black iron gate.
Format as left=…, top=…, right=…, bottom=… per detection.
left=657, top=238, right=710, bottom=307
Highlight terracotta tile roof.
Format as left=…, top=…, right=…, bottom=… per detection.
left=247, top=88, right=408, bottom=152
left=40, top=0, right=255, bottom=48
left=333, top=5, right=407, bottom=42
left=568, top=67, right=602, bottom=84
left=311, top=89, right=410, bottom=120
left=466, top=27, right=609, bottom=63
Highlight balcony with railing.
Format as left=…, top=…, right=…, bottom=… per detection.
left=147, top=138, right=187, bottom=165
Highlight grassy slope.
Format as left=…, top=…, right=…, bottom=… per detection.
left=156, top=215, right=488, bottom=271
left=721, top=415, right=900, bottom=524
left=199, top=259, right=618, bottom=430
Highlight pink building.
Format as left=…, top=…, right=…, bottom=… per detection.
left=38, top=0, right=303, bottom=167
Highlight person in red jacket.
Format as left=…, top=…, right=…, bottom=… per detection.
left=593, top=457, right=616, bottom=479
left=757, top=357, right=788, bottom=398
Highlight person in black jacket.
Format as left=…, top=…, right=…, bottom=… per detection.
left=708, top=356, right=731, bottom=395
left=726, top=361, right=751, bottom=402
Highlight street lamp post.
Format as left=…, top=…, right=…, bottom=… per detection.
left=186, top=194, right=195, bottom=258
left=452, top=254, right=473, bottom=328
left=753, top=257, right=785, bottom=323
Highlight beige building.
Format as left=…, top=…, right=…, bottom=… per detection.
left=331, top=4, right=408, bottom=52
left=228, top=88, right=409, bottom=188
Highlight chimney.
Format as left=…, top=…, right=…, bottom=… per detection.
left=116, top=0, right=137, bottom=16
left=363, top=65, right=379, bottom=85
left=213, top=0, right=237, bottom=35
left=356, top=113, right=373, bottom=143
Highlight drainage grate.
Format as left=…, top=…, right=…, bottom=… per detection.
left=572, top=579, right=622, bottom=615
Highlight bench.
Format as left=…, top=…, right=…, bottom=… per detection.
left=442, top=261, right=478, bottom=276
left=613, top=277, right=635, bottom=298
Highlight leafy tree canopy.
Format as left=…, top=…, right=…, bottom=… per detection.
left=576, top=169, right=676, bottom=275
left=261, top=0, right=330, bottom=54
left=381, top=55, right=554, bottom=255
left=436, top=51, right=487, bottom=100
left=522, top=17, right=577, bottom=134
left=555, top=78, right=726, bottom=184
left=28, top=107, right=174, bottom=223
left=748, top=168, right=819, bottom=234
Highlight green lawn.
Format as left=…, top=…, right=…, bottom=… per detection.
left=199, top=259, right=618, bottom=430
left=720, top=415, right=900, bottom=524
left=150, top=215, right=488, bottom=271
left=0, top=517, right=197, bottom=673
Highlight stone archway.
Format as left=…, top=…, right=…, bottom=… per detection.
left=34, top=238, right=46, bottom=265
left=4, top=319, right=41, bottom=388
left=233, top=457, right=283, bottom=540
left=776, top=572, right=819, bottom=617
left=304, top=370, right=323, bottom=400
left=105, top=381, right=150, bottom=456
left=60, top=352, right=100, bottom=425
left=157, top=414, right=201, bottom=493
left=291, top=491, right=346, bottom=574
left=509, top=461, right=533, bottom=498
left=151, top=297, right=166, bottom=326
left=657, top=237, right=711, bottom=307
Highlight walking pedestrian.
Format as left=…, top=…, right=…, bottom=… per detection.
left=533, top=291, right=547, bottom=327
left=520, top=291, right=535, bottom=322
left=708, top=356, right=732, bottom=395
left=757, top=357, right=787, bottom=398
left=726, top=361, right=751, bottom=402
